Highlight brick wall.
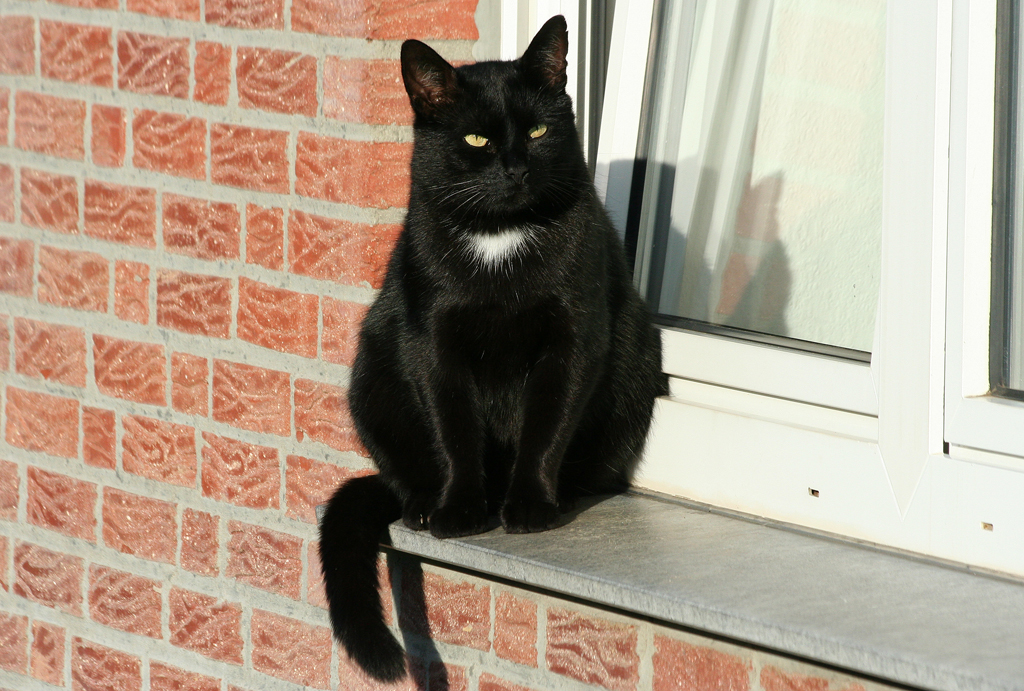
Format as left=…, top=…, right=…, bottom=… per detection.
left=1, top=1, right=897, bottom=690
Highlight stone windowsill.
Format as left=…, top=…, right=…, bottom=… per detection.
left=370, top=491, right=1024, bottom=691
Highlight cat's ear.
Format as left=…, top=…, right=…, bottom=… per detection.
left=401, top=40, right=459, bottom=118
left=521, top=15, right=569, bottom=92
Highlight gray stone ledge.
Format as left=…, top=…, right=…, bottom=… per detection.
left=381, top=492, right=1024, bottom=691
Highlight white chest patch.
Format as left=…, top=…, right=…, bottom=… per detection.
left=464, top=228, right=532, bottom=266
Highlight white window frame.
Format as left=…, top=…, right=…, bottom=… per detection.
left=945, top=0, right=1024, bottom=463
left=597, top=0, right=1024, bottom=577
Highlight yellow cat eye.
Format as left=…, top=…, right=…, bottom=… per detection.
left=464, top=134, right=488, bottom=147
left=529, top=124, right=548, bottom=139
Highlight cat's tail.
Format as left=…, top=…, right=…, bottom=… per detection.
left=318, top=473, right=405, bottom=682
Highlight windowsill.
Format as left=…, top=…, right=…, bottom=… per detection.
left=384, top=491, right=1024, bottom=691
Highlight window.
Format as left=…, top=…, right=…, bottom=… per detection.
left=945, top=0, right=1024, bottom=465
left=597, top=0, right=1024, bottom=576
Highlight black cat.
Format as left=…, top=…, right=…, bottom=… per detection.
left=319, top=15, right=667, bottom=682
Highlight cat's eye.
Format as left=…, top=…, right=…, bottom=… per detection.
left=528, top=124, right=548, bottom=139
left=464, top=134, right=488, bottom=147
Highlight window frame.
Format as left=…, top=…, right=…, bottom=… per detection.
left=945, top=0, right=1024, bottom=462
left=599, top=0, right=1024, bottom=577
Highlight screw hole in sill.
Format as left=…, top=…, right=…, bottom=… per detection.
left=808, top=488, right=820, bottom=498
left=982, top=522, right=994, bottom=531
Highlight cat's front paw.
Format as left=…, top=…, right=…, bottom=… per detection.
left=428, top=500, right=489, bottom=538
left=501, top=498, right=558, bottom=533
left=402, top=497, right=435, bottom=531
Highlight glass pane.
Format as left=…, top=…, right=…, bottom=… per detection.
left=995, top=0, right=1024, bottom=395
left=633, top=0, right=886, bottom=354
left=1005, top=225, right=1024, bottom=391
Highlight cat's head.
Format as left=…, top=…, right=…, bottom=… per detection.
left=400, top=15, right=586, bottom=227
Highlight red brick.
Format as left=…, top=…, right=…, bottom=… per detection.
left=102, top=488, right=177, bottom=563
left=292, top=0, right=478, bottom=40
left=88, top=566, right=162, bottom=637
left=163, top=194, right=240, bottom=259
left=0, top=17, right=34, bottom=75
left=133, top=110, right=206, bottom=179
left=760, top=666, right=864, bottom=691
left=246, top=204, right=284, bottom=269
left=400, top=571, right=490, bottom=650
left=71, top=638, right=141, bottom=691
left=286, top=456, right=370, bottom=523
left=201, top=433, right=280, bottom=509
left=308, top=540, right=327, bottom=608
left=211, top=124, right=289, bottom=193
left=93, top=335, right=166, bottom=406
left=168, top=588, right=243, bottom=664
left=122, top=415, right=197, bottom=487
left=0, top=536, right=7, bottom=590
left=0, top=460, right=16, bottom=521
left=13, top=542, right=84, bottom=615
left=156, top=271, right=233, bottom=338
left=380, top=558, right=395, bottom=624
left=238, top=277, right=318, bottom=357
left=92, top=105, right=126, bottom=167
left=207, top=0, right=284, bottom=29
left=338, top=655, right=423, bottom=691
left=212, top=360, right=290, bottom=436
left=495, top=592, right=538, bottom=667
left=37, top=246, right=108, bottom=311
left=84, top=181, right=156, bottom=247
left=430, top=662, right=468, bottom=691
left=172, top=353, right=208, bottom=415
left=324, top=58, right=410, bottom=125
left=547, top=609, right=639, bottom=691
left=181, top=509, right=218, bottom=576
left=117, top=32, right=189, bottom=98
left=251, top=610, right=330, bottom=688
left=289, top=210, right=400, bottom=289
left=27, top=466, right=96, bottom=541
left=0, top=612, right=28, bottom=674
left=30, top=621, right=64, bottom=686
left=0, top=165, right=13, bottom=222
left=323, top=298, right=367, bottom=366
left=41, top=20, right=113, bottom=86
left=296, top=134, right=410, bottom=208
left=5, top=387, right=79, bottom=458
left=115, top=261, right=149, bottom=324
left=15, top=318, right=87, bottom=387
left=20, top=168, right=79, bottom=234
left=227, top=522, right=302, bottom=599
left=237, top=48, right=317, bottom=116
left=0, top=237, right=32, bottom=295
left=150, top=662, right=219, bottom=691
left=194, top=41, right=231, bottom=105
left=295, top=379, right=361, bottom=453
left=478, top=674, right=538, bottom=691
left=83, top=406, right=116, bottom=469
left=15, top=92, right=86, bottom=160
left=128, top=0, right=200, bottom=20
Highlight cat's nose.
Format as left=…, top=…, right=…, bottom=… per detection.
left=506, top=165, right=529, bottom=185
left=503, top=154, right=529, bottom=185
